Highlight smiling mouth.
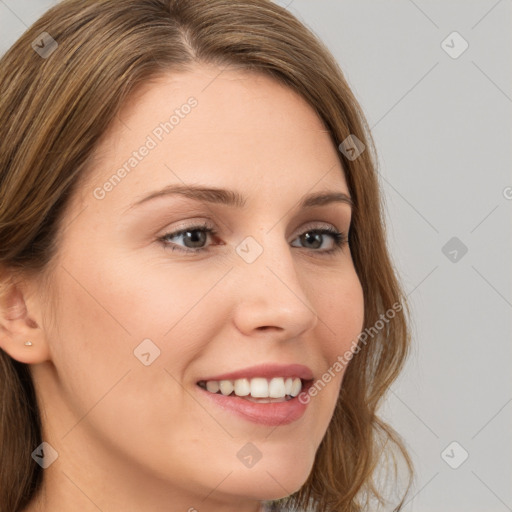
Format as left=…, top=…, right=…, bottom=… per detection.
left=197, top=376, right=307, bottom=403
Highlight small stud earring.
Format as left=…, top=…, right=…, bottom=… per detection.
left=24, top=341, right=33, bottom=346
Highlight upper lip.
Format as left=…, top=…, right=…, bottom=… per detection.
left=198, top=363, right=314, bottom=382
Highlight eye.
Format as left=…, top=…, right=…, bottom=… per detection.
left=290, top=226, right=348, bottom=254
left=157, top=222, right=348, bottom=255
left=157, top=222, right=218, bottom=253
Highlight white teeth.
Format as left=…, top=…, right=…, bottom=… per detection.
left=290, top=378, right=302, bottom=397
left=268, top=377, right=286, bottom=398
left=206, top=381, right=220, bottom=393
left=201, top=376, right=304, bottom=399
left=250, top=378, right=269, bottom=398
left=234, top=378, right=251, bottom=396
left=284, top=377, right=293, bottom=395
left=219, top=380, right=234, bottom=396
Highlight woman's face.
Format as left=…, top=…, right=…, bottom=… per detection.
left=31, top=64, right=364, bottom=509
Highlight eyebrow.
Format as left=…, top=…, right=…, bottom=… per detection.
left=125, top=183, right=353, bottom=212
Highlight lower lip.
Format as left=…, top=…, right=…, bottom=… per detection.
left=196, top=383, right=311, bottom=426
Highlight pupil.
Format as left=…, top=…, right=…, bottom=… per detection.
left=185, top=230, right=206, bottom=248
left=303, top=232, right=321, bottom=249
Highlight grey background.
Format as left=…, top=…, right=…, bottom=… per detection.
left=1, top=1, right=511, bottom=511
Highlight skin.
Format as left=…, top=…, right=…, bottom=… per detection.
left=1, top=63, right=364, bottom=512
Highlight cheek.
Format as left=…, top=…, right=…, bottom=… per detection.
left=45, top=262, right=135, bottom=423
left=90, top=250, right=230, bottom=341
left=48, top=256, right=208, bottom=468
left=296, top=266, right=364, bottom=435
left=48, top=245, right=226, bottom=404
left=318, top=267, right=365, bottom=356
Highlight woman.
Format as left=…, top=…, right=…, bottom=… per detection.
left=0, top=1, right=413, bottom=510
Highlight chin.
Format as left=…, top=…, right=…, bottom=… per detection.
left=221, top=456, right=315, bottom=501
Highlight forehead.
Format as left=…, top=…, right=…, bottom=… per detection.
left=76, top=64, right=349, bottom=210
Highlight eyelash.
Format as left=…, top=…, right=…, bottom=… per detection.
left=157, top=222, right=348, bottom=256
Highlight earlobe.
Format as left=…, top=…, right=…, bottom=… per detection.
left=0, top=278, right=50, bottom=364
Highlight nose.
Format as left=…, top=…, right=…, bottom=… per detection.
left=230, top=234, right=319, bottom=341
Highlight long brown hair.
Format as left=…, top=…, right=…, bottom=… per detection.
left=0, top=1, right=413, bottom=510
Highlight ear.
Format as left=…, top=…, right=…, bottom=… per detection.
left=0, top=275, right=51, bottom=364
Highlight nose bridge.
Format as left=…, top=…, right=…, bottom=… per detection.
left=231, top=227, right=318, bottom=336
